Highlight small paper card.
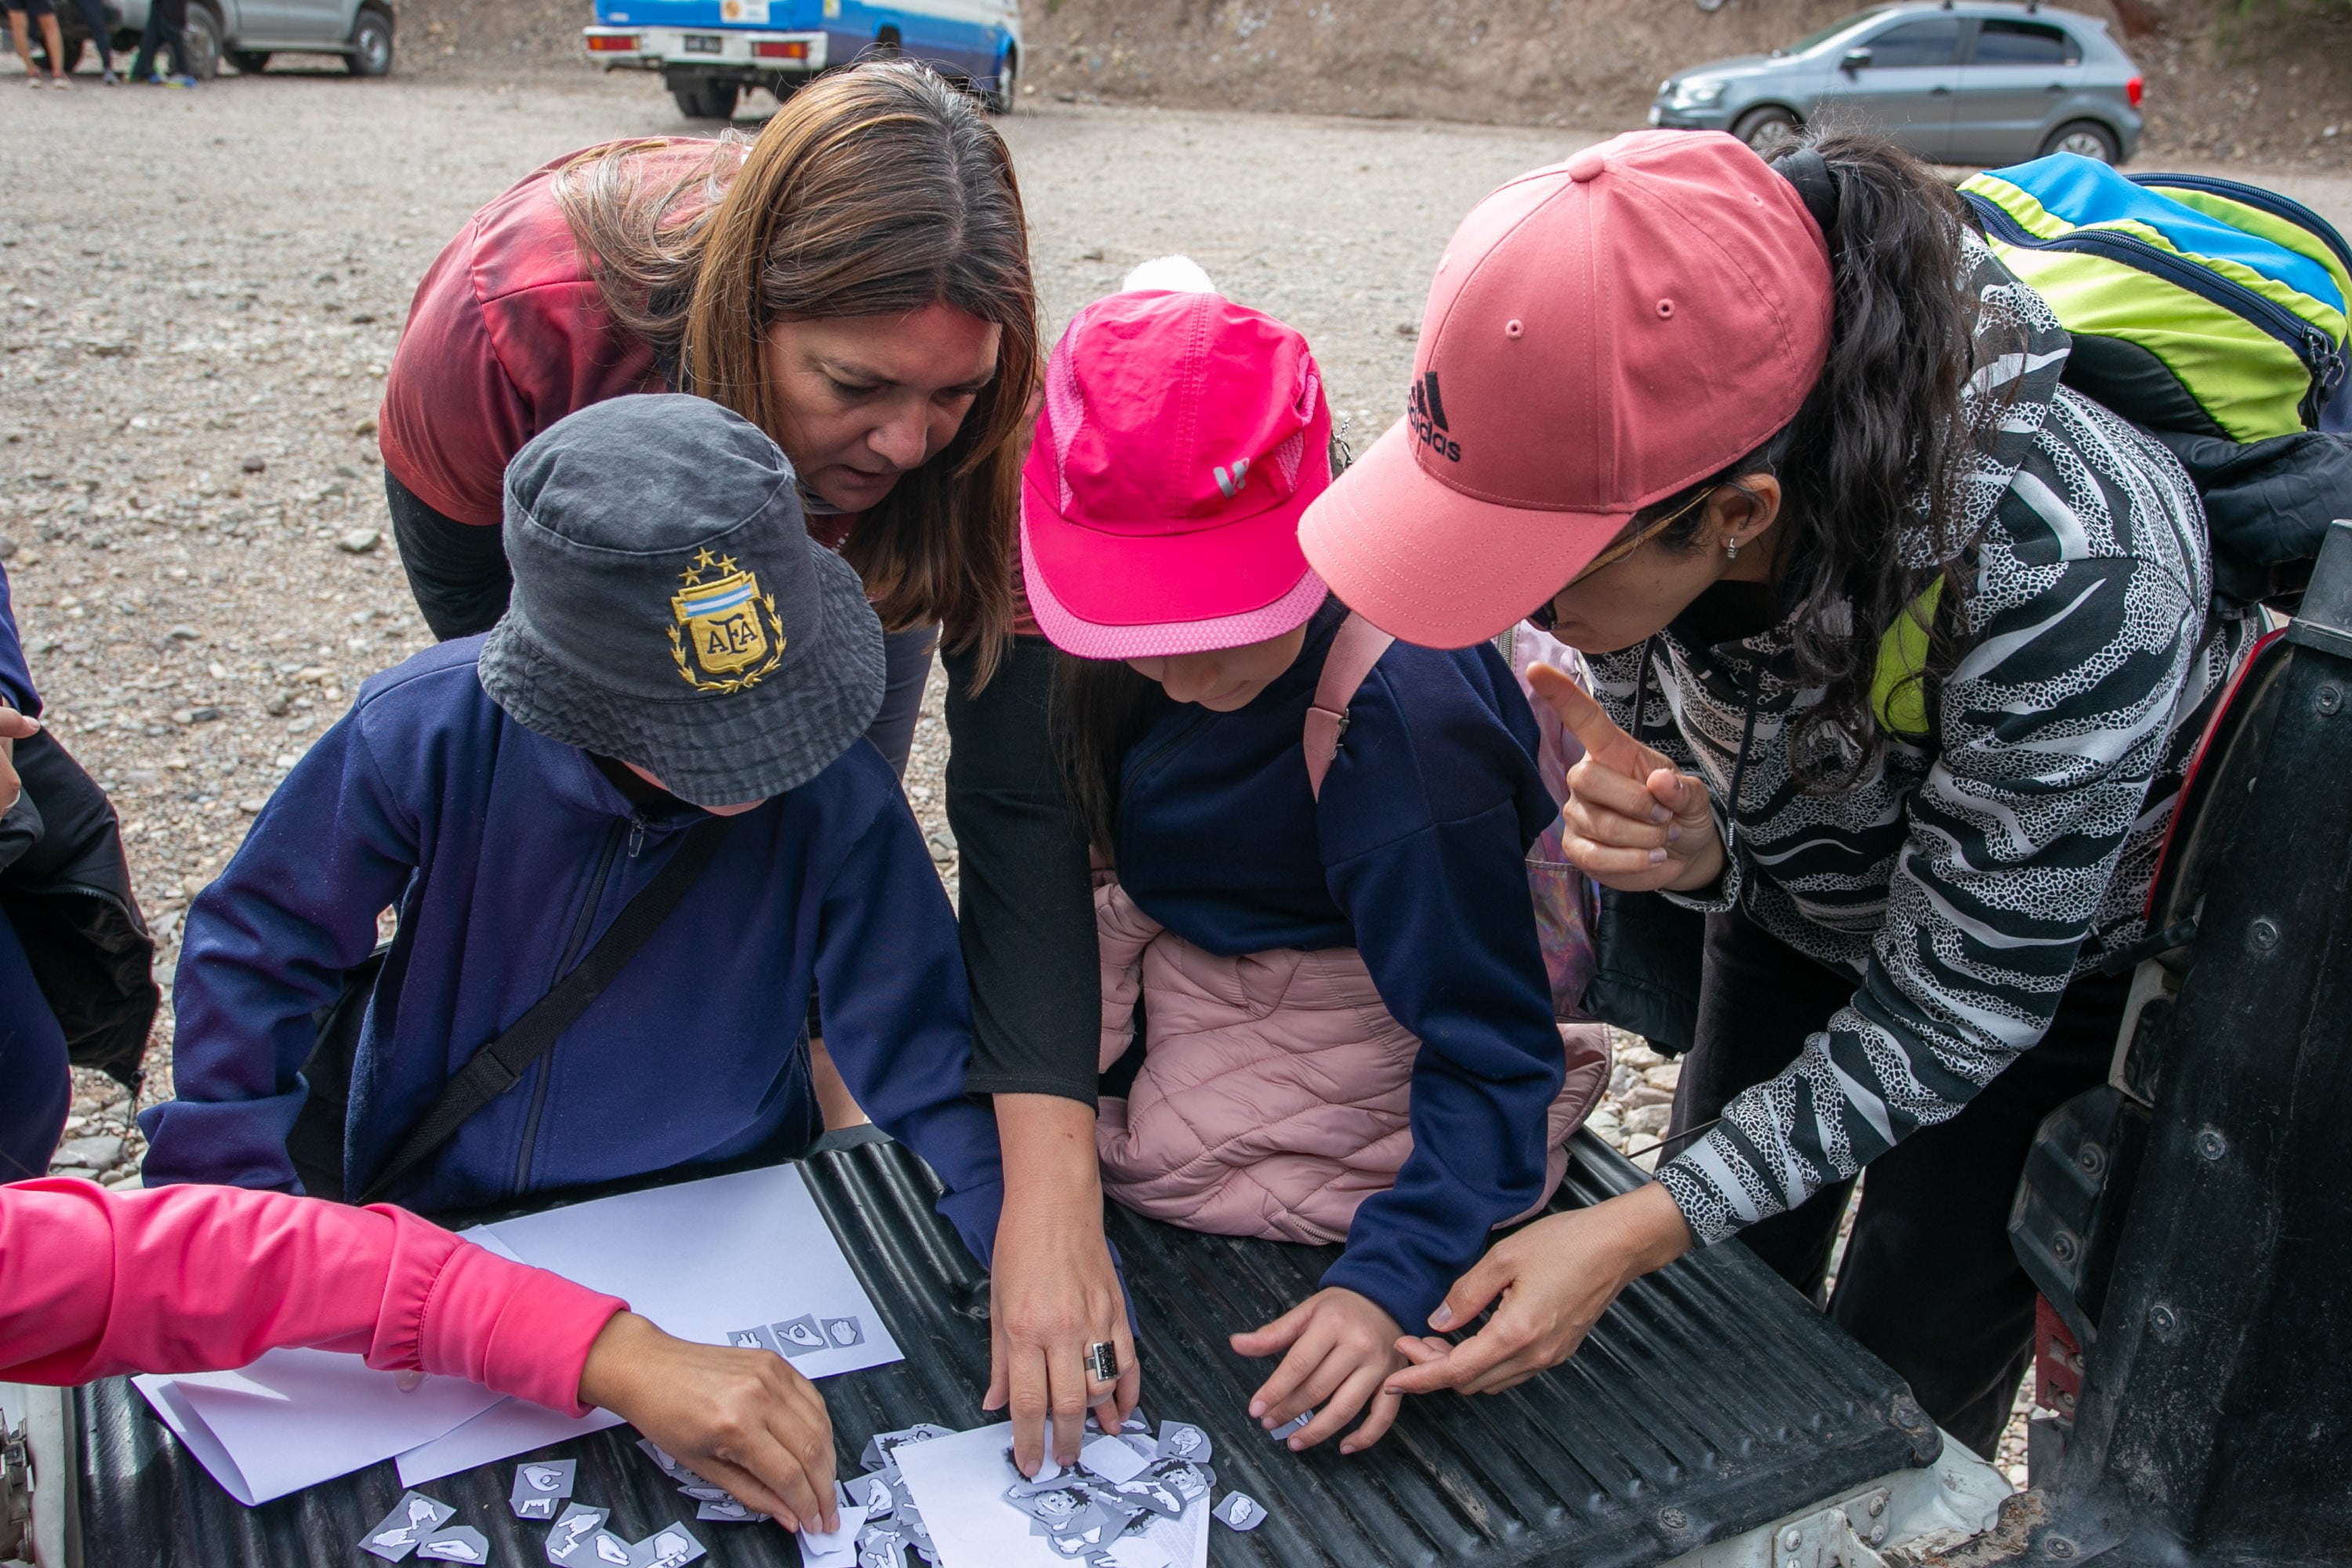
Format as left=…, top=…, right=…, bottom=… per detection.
left=510, top=1457, right=577, bottom=1519
left=1076, top=1434, right=1149, bottom=1486
left=361, top=1491, right=456, bottom=1562
left=545, top=1504, right=612, bottom=1566
left=797, top=1503, right=867, bottom=1568
left=1213, top=1492, right=1268, bottom=1531
left=417, top=1526, right=492, bottom=1563
left=641, top=1522, right=707, bottom=1567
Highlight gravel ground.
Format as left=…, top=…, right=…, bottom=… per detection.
left=9, top=69, right=2332, bottom=1489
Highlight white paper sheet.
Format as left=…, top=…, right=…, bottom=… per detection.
left=132, top=1351, right=505, bottom=1506
left=482, top=1163, right=904, bottom=1377
left=396, top=1399, right=627, bottom=1486
left=146, top=1165, right=903, bottom=1506
left=893, top=1425, right=1209, bottom=1568
left=399, top=1164, right=904, bottom=1483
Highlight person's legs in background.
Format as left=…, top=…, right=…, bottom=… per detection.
left=0, top=904, right=71, bottom=1181
left=6, top=4, right=37, bottom=82
left=126, top=0, right=161, bottom=79
left=129, top=0, right=183, bottom=81
left=154, top=0, right=187, bottom=78
left=7, top=0, right=67, bottom=85
left=69, top=0, right=113, bottom=79
left=1827, top=967, right=2126, bottom=1457
left=1671, top=904, right=1861, bottom=1298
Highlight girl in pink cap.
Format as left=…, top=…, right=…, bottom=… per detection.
left=1022, top=260, right=1608, bottom=1457
left=1301, top=129, right=2255, bottom=1457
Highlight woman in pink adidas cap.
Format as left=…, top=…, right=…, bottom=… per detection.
left=1023, top=260, right=1609, bottom=1457
left=1313, top=129, right=2252, bottom=1457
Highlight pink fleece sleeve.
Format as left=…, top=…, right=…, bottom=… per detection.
left=0, top=1180, right=626, bottom=1414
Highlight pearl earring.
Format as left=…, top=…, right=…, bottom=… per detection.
left=1725, top=536, right=1741, bottom=561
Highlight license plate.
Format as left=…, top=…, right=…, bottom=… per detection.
left=682, top=33, right=722, bottom=53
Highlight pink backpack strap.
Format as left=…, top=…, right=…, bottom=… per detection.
left=1302, top=612, right=1396, bottom=800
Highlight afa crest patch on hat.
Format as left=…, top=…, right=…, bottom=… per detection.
left=668, top=546, right=786, bottom=694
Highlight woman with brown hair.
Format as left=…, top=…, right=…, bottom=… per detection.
left=376, top=61, right=1128, bottom=1477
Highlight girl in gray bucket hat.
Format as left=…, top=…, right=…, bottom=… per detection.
left=143, top=397, right=1011, bottom=1530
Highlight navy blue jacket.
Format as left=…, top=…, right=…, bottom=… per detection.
left=1113, top=601, right=1566, bottom=1332
left=140, top=638, right=1004, bottom=1261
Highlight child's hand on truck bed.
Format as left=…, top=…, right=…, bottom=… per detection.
left=1231, top=1287, right=1408, bottom=1455
left=1382, top=1185, right=1693, bottom=1397
left=577, top=1310, right=840, bottom=1534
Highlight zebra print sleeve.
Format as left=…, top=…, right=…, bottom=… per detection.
left=1657, top=393, right=2212, bottom=1244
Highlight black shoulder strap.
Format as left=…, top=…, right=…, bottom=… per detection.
left=354, top=815, right=730, bottom=1207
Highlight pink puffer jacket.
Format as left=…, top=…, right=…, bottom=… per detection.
left=1094, top=882, right=1610, bottom=1243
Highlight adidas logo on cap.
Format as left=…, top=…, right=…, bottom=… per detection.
left=1406, top=370, right=1461, bottom=463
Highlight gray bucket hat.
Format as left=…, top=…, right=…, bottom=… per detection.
left=477, top=394, right=884, bottom=808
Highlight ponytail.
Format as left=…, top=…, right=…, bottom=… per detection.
left=1627, top=128, right=2002, bottom=786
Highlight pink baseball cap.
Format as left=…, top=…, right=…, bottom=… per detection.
left=1298, top=130, right=1834, bottom=649
left=1021, top=289, right=1335, bottom=660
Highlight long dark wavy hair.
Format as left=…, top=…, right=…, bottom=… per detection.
left=1629, top=127, right=2007, bottom=786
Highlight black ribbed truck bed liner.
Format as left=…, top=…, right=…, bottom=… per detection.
left=71, top=1131, right=1939, bottom=1566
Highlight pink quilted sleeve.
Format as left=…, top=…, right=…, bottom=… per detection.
left=0, top=1180, right=624, bottom=1414
left=1094, top=881, right=1163, bottom=1073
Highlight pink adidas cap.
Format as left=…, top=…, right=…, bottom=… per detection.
left=1021, top=289, right=1334, bottom=660
left=1298, top=130, right=1833, bottom=649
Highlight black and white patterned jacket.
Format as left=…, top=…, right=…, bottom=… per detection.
left=1610, top=239, right=2259, bottom=1246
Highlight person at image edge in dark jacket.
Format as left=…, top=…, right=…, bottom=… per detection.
left=139, top=395, right=1007, bottom=1265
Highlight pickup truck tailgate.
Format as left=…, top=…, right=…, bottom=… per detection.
left=70, top=1133, right=1940, bottom=1566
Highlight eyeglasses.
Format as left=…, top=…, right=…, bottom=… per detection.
left=1526, top=486, right=1718, bottom=632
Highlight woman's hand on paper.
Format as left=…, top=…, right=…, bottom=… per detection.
left=1230, top=1287, right=1406, bottom=1456
left=1382, top=1183, right=1694, bottom=1398
left=577, top=1310, right=839, bottom=1534
left=985, top=1094, right=1140, bottom=1478
left=1530, top=665, right=1724, bottom=895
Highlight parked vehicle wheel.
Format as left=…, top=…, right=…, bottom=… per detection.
left=2040, top=119, right=2120, bottom=163
left=670, top=79, right=737, bottom=119
left=1732, top=105, right=1802, bottom=152
left=985, top=45, right=1016, bottom=114
left=228, top=49, right=270, bottom=73
left=180, top=3, right=222, bottom=78
left=344, top=5, right=393, bottom=76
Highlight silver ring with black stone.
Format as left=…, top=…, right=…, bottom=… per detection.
left=1086, top=1341, right=1119, bottom=1383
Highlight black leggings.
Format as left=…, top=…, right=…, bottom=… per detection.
left=1667, top=903, right=2125, bottom=1458
left=128, top=0, right=183, bottom=78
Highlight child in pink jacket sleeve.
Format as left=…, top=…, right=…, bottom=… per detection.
left=0, top=1179, right=840, bottom=1534
left=1024, top=263, right=1606, bottom=1461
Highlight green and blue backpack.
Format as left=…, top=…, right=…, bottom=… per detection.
left=1962, top=155, right=2349, bottom=441
left=1866, top=156, right=2352, bottom=737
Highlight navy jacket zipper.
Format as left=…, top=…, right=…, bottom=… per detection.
left=510, top=811, right=641, bottom=1194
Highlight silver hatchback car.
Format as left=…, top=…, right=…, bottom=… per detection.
left=1650, top=2, right=2143, bottom=165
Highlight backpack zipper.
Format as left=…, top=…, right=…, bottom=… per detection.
left=510, top=815, right=633, bottom=1194
left=2130, top=171, right=2352, bottom=287
left=1969, top=194, right=2348, bottom=426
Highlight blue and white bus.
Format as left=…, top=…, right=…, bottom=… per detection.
left=584, top=0, right=1019, bottom=121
